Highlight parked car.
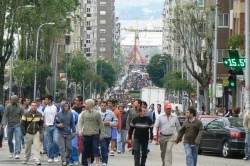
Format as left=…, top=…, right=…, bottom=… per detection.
left=199, top=117, right=245, bottom=158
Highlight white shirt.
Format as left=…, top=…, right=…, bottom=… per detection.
left=44, top=104, right=58, bottom=125
left=153, top=113, right=181, bottom=136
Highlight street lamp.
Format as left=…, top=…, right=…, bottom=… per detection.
left=33, top=22, right=55, bottom=100
left=99, top=60, right=108, bottom=96
left=9, top=5, right=35, bottom=99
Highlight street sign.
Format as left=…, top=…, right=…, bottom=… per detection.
left=223, top=58, right=245, bottom=68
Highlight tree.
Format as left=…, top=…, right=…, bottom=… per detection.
left=227, top=34, right=245, bottom=56
left=97, top=59, right=117, bottom=94
left=0, top=0, right=80, bottom=102
left=146, top=54, right=172, bottom=87
left=171, top=1, right=215, bottom=114
left=163, top=71, right=195, bottom=102
left=12, top=59, right=52, bottom=97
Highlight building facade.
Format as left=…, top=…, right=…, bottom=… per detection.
left=96, top=0, right=115, bottom=60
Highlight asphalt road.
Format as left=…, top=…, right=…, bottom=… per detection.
left=0, top=139, right=248, bottom=166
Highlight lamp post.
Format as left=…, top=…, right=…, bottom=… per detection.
left=33, top=22, right=55, bottom=100
left=9, top=5, right=35, bottom=99
left=99, top=60, right=108, bottom=96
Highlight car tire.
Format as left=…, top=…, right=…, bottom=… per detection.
left=222, top=141, right=231, bottom=158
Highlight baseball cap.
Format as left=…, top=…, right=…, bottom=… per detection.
left=164, top=102, right=172, bottom=109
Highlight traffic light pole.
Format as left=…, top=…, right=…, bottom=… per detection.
left=245, top=0, right=250, bottom=115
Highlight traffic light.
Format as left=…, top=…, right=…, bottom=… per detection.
left=228, top=70, right=236, bottom=88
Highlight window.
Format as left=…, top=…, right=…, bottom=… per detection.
left=207, top=119, right=225, bottom=129
left=100, top=29, right=106, bottom=33
left=86, top=47, right=91, bottom=52
left=87, top=21, right=91, bottom=26
left=100, top=47, right=106, bottom=51
left=100, top=2, right=106, bottom=6
left=100, top=20, right=106, bottom=24
left=87, top=34, right=91, bottom=39
left=100, top=11, right=106, bottom=15
left=218, top=13, right=229, bottom=27
left=87, top=8, right=91, bottom=13
left=100, top=38, right=106, bottom=42
left=86, top=39, right=91, bottom=43
left=217, top=49, right=229, bottom=63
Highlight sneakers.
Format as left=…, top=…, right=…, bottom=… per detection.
left=117, top=150, right=121, bottom=154
left=102, top=163, right=107, bottom=166
left=35, top=161, right=41, bottom=165
left=110, top=151, right=114, bottom=156
left=243, top=157, right=249, bottom=160
left=54, top=157, right=59, bottom=162
left=68, top=163, right=73, bottom=166
left=48, top=158, right=53, bottom=163
left=9, top=153, right=13, bottom=158
left=62, top=161, right=67, bottom=166
left=74, top=161, right=79, bottom=165
left=15, top=154, right=19, bottom=159
left=23, top=160, right=27, bottom=164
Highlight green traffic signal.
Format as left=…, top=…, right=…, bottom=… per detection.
left=229, top=81, right=235, bottom=87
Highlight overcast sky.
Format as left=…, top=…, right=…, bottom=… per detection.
left=115, top=0, right=164, bottom=27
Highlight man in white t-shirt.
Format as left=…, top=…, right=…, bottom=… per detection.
left=43, top=95, right=59, bottom=163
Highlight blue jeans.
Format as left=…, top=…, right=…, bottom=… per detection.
left=100, top=137, right=111, bottom=164
left=117, top=129, right=127, bottom=152
left=247, top=132, right=250, bottom=159
left=7, top=126, right=22, bottom=155
left=69, top=134, right=79, bottom=164
left=184, top=143, right=199, bottom=166
left=44, top=126, right=59, bottom=159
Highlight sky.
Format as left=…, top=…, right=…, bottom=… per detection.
left=115, top=0, right=165, bottom=28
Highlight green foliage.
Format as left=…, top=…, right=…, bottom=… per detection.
left=67, top=51, right=90, bottom=85
left=163, top=71, right=194, bottom=94
left=227, top=34, right=245, bottom=50
left=13, top=59, right=52, bottom=88
left=13, top=60, right=35, bottom=87
left=146, top=54, right=172, bottom=87
left=97, top=59, right=117, bottom=88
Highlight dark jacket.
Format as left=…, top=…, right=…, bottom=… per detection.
left=1, top=95, right=24, bottom=126
left=121, top=111, right=128, bottom=130
left=55, top=111, right=76, bottom=135
left=20, top=110, right=44, bottom=136
left=176, top=118, right=203, bottom=145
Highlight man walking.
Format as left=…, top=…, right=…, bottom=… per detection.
left=55, top=102, right=76, bottom=166
left=117, top=105, right=128, bottom=154
left=20, top=101, right=43, bottom=165
left=43, top=95, right=60, bottom=163
left=78, top=99, right=105, bottom=166
left=153, top=102, right=180, bottom=166
left=173, top=108, right=203, bottom=166
left=100, top=101, right=118, bottom=165
left=1, top=95, right=24, bottom=159
left=128, top=106, right=153, bottom=166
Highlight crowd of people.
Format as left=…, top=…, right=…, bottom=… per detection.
left=0, top=94, right=204, bottom=166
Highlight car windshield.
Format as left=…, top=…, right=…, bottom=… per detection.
left=228, top=118, right=243, bottom=127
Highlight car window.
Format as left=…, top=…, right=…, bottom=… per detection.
left=201, top=118, right=217, bottom=126
left=206, top=119, right=224, bottom=129
left=228, top=118, right=243, bottom=127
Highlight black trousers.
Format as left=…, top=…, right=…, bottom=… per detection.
left=81, top=136, right=94, bottom=166
left=134, top=139, right=148, bottom=166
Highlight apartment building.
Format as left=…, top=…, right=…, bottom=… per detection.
left=96, top=0, right=115, bottom=60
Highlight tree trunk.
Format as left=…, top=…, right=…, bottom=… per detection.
left=204, top=87, right=210, bottom=115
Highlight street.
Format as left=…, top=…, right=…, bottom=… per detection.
left=0, top=139, right=247, bottom=166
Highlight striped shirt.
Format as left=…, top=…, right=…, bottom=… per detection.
left=129, top=115, right=154, bottom=142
